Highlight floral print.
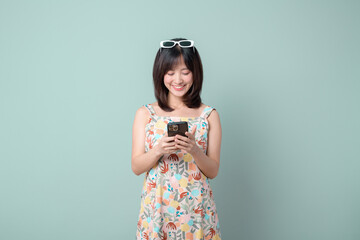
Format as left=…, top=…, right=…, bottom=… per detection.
left=136, top=104, right=221, bottom=240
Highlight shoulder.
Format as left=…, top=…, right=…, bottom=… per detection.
left=134, top=105, right=150, bottom=122
left=208, top=108, right=220, bottom=121
left=135, top=105, right=149, bottom=115
left=204, top=105, right=220, bottom=124
left=202, top=103, right=219, bottom=117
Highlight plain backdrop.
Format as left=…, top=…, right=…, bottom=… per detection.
left=0, top=0, right=359, bottom=239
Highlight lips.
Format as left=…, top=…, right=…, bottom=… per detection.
left=172, top=85, right=185, bottom=91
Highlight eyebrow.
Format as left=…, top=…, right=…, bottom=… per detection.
left=181, top=68, right=189, bottom=71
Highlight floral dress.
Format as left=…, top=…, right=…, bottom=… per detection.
left=136, top=103, right=221, bottom=240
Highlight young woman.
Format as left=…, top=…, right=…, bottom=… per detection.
left=132, top=38, right=222, bottom=240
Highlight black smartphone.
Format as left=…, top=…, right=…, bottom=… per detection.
left=167, top=121, right=188, bottom=137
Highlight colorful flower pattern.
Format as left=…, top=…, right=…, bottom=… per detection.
left=136, top=104, right=221, bottom=240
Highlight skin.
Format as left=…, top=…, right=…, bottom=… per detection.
left=131, top=56, right=222, bottom=179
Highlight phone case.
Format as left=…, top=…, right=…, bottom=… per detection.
left=167, top=121, right=188, bottom=137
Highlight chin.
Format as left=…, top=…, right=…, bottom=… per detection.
left=172, top=89, right=190, bottom=97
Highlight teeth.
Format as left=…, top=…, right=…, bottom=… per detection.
left=174, top=85, right=184, bottom=89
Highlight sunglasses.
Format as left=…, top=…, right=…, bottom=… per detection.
left=159, top=40, right=195, bottom=52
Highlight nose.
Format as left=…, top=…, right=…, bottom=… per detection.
left=173, top=73, right=184, bottom=84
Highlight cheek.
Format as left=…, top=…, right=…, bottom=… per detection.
left=163, top=75, right=172, bottom=85
left=184, top=74, right=193, bottom=83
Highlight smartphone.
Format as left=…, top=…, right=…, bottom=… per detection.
left=167, top=121, right=188, bottom=137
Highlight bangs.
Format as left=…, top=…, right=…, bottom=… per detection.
left=159, top=47, right=183, bottom=74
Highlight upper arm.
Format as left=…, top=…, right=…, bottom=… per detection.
left=206, top=109, right=222, bottom=166
left=131, top=106, right=149, bottom=161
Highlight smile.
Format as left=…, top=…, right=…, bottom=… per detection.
left=172, top=85, right=185, bottom=91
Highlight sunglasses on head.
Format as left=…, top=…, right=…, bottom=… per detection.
left=159, top=40, right=195, bottom=53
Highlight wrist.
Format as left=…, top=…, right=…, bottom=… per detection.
left=190, top=145, right=202, bottom=157
left=152, top=144, right=163, bottom=159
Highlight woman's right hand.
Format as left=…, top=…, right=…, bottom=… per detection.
left=154, top=133, right=178, bottom=155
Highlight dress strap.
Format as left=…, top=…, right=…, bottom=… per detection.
left=143, top=104, right=156, bottom=117
left=200, top=105, right=216, bottom=119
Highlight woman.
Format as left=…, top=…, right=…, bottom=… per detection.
left=132, top=38, right=222, bottom=240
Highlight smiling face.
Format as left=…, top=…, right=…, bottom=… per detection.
left=152, top=40, right=203, bottom=111
left=163, top=55, right=193, bottom=99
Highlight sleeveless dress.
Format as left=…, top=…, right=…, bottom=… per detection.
left=136, top=103, right=221, bottom=240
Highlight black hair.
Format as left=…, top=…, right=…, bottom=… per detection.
left=152, top=37, right=203, bottom=112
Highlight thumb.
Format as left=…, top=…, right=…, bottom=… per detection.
left=191, top=125, right=197, bottom=135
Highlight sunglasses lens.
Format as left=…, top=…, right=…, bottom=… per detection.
left=162, top=41, right=175, bottom=47
left=179, top=41, right=192, bottom=47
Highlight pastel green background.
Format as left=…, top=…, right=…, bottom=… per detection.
left=0, top=0, right=359, bottom=239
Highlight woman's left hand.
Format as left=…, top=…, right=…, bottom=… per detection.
left=175, top=125, right=200, bottom=155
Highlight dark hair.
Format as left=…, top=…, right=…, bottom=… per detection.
left=152, top=37, right=203, bottom=112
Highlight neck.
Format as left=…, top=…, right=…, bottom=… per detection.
left=168, top=93, right=185, bottom=109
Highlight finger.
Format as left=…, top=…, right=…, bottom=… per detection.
left=175, top=144, right=188, bottom=153
left=162, top=132, right=168, bottom=140
left=165, top=146, right=178, bottom=150
left=164, top=137, right=175, bottom=142
left=175, top=134, right=190, bottom=142
left=175, top=143, right=184, bottom=149
left=190, top=125, right=197, bottom=139
left=191, top=125, right=197, bottom=135
left=163, top=141, right=176, bottom=147
left=175, top=140, right=190, bottom=148
left=185, top=125, right=197, bottom=140
left=175, top=138, right=190, bottom=147
left=184, top=131, right=194, bottom=140
left=164, top=136, right=176, bottom=142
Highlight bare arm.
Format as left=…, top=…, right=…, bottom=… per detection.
left=131, top=106, right=177, bottom=176
left=193, top=110, right=222, bottom=179
left=175, top=110, right=222, bottom=179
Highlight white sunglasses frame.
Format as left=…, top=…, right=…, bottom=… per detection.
left=159, top=40, right=195, bottom=53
